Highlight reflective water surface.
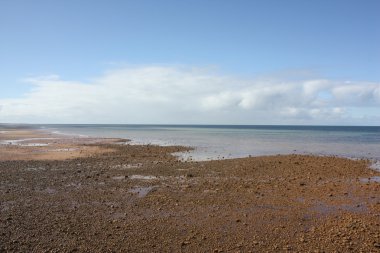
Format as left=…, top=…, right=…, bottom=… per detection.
left=36, top=124, right=380, bottom=162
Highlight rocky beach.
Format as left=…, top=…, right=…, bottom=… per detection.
left=1, top=128, right=380, bottom=252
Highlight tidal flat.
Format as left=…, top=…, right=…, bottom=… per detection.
left=1, top=128, right=380, bottom=252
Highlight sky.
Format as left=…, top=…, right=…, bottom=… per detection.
left=0, top=0, right=379, bottom=125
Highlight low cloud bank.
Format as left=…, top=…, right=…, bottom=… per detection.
left=1, top=66, right=379, bottom=125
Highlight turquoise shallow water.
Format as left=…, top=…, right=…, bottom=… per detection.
left=29, top=124, right=380, bottom=162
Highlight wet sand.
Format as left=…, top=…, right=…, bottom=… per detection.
left=1, top=128, right=380, bottom=252
left=0, top=128, right=120, bottom=161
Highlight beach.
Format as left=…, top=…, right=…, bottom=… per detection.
left=1, top=128, right=380, bottom=252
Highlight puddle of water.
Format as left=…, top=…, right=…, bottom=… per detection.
left=370, top=161, right=380, bottom=172
left=112, top=176, right=127, bottom=180
left=0, top=138, right=55, bottom=146
left=130, top=175, right=158, bottom=180
left=360, top=176, right=380, bottom=183
left=296, top=197, right=306, bottom=203
left=45, top=187, right=56, bottom=194
left=51, top=148, right=77, bottom=152
left=19, top=143, right=49, bottom=147
left=113, top=163, right=143, bottom=169
left=129, top=186, right=155, bottom=198
left=311, top=201, right=367, bottom=216
left=1, top=141, right=49, bottom=146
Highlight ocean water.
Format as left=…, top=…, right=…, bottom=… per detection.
left=35, top=124, right=380, bottom=162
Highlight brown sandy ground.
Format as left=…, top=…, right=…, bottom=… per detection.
left=0, top=128, right=120, bottom=161
left=1, top=129, right=380, bottom=252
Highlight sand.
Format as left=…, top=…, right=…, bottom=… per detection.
left=1, top=128, right=379, bottom=252
left=0, top=128, right=120, bottom=161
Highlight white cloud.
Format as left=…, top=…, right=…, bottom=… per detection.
left=332, top=83, right=380, bottom=106
left=0, top=65, right=379, bottom=125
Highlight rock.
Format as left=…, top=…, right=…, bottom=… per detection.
left=181, top=241, right=190, bottom=246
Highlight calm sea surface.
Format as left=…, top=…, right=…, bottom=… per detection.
left=34, top=124, right=380, bottom=162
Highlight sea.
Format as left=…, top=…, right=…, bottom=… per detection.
left=29, top=124, right=380, bottom=164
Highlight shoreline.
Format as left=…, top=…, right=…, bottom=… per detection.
left=1, top=128, right=380, bottom=252
left=3, top=123, right=380, bottom=162
left=4, top=124, right=380, bottom=164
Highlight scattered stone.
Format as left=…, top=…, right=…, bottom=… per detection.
left=181, top=241, right=190, bottom=246
left=1, top=129, right=379, bottom=252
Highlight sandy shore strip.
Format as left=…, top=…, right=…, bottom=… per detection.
left=1, top=128, right=379, bottom=252
left=0, top=127, right=125, bottom=161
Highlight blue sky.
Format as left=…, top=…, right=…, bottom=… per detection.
left=0, top=0, right=379, bottom=124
